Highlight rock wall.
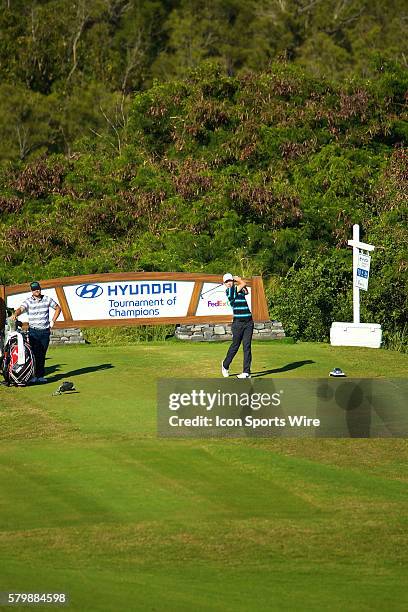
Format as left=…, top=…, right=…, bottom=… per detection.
left=49, top=321, right=285, bottom=344
left=175, top=321, right=285, bottom=341
left=50, top=328, right=86, bottom=345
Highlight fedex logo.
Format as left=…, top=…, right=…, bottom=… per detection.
left=208, top=299, right=227, bottom=307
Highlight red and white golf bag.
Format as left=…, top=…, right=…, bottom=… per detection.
left=1, top=330, right=35, bottom=386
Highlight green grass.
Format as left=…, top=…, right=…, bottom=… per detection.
left=0, top=342, right=408, bottom=611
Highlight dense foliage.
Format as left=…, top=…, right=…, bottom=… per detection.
left=0, top=59, right=406, bottom=347
left=0, top=0, right=407, bottom=162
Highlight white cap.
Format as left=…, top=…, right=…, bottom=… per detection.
left=223, top=273, right=234, bottom=283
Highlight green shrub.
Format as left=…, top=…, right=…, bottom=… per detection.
left=270, top=251, right=352, bottom=342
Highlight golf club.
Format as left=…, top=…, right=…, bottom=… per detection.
left=200, top=283, right=224, bottom=299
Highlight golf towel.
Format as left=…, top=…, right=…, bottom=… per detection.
left=6, top=331, right=26, bottom=365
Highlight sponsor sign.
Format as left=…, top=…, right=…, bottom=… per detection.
left=355, top=253, right=371, bottom=291
left=195, top=283, right=251, bottom=317
left=65, top=281, right=193, bottom=320
left=3, top=273, right=269, bottom=327
left=6, top=280, right=252, bottom=322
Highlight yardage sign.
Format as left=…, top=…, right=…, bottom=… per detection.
left=355, top=253, right=371, bottom=291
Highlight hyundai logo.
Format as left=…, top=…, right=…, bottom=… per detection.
left=76, top=284, right=103, bottom=298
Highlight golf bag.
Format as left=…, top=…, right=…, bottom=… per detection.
left=1, top=330, right=35, bottom=386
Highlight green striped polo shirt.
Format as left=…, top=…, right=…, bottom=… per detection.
left=226, top=285, right=252, bottom=320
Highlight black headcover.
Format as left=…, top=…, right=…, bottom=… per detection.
left=54, top=381, right=76, bottom=395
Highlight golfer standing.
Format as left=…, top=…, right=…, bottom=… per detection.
left=11, top=281, right=61, bottom=383
left=221, top=273, right=254, bottom=379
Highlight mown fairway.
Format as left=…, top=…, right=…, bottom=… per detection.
left=1, top=341, right=408, bottom=611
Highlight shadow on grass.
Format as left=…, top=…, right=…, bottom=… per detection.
left=250, top=360, right=315, bottom=378
left=45, top=363, right=114, bottom=382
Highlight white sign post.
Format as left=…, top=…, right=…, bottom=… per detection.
left=330, top=224, right=382, bottom=348
left=348, top=223, right=375, bottom=322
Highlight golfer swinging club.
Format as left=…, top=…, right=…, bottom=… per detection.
left=221, top=273, right=254, bottom=379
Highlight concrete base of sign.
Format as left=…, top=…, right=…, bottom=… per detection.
left=330, top=322, right=382, bottom=348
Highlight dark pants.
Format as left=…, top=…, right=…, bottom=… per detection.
left=223, top=318, right=254, bottom=374
left=29, top=328, right=50, bottom=377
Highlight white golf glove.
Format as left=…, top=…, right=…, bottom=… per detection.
left=50, top=321, right=55, bottom=329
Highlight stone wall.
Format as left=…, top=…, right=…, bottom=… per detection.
left=49, top=322, right=285, bottom=344
left=50, top=328, right=86, bottom=345
left=175, top=321, right=285, bottom=341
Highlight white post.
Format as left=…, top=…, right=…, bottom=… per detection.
left=331, top=225, right=381, bottom=348
left=352, top=224, right=360, bottom=324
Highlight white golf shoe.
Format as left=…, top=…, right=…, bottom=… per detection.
left=221, top=362, right=229, bottom=377
left=237, top=372, right=251, bottom=379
